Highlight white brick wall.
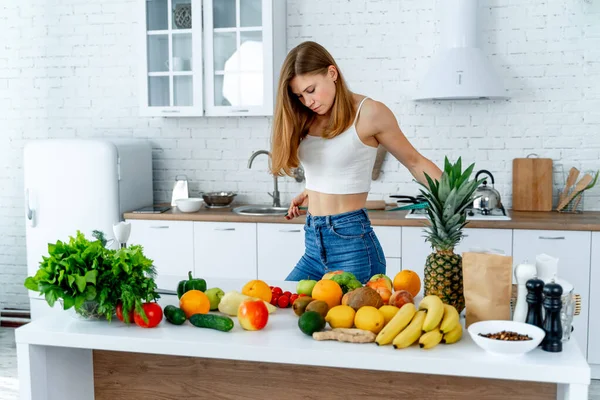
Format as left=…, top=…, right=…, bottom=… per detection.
left=1, top=0, right=599, bottom=309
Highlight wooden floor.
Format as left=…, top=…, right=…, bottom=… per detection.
left=1, top=327, right=599, bottom=399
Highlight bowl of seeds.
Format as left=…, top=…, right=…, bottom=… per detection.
left=468, top=320, right=546, bottom=356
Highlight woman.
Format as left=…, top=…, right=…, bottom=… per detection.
left=270, top=41, right=442, bottom=284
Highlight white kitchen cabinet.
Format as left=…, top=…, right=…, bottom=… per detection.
left=126, top=219, right=194, bottom=290
left=372, top=226, right=402, bottom=278
left=455, top=228, right=513, bottom=256
left=257, top=223, right=305, bottom=281
left=140, top=0, right=204, bottom=116
left=193, top=221, right=257, bottom=280
left=512, top=229, right=592, bottom=358
left=587, top=232, right=600, bottom=365
left=202, top=0, right=286, bottom=116
left=401, top=227, right=432, bottom=283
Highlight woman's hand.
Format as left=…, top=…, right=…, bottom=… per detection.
left=285, top=191, right=308, bottom=220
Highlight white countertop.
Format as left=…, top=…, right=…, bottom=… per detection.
left=16, top=278, right=591, bottom=385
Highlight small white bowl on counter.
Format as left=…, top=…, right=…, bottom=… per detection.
left=468, top=320, right=545, bottom=356
left=175, top=198, right=203, bottom=213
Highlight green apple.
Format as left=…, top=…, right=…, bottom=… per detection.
left=296, top=279, right=318, bottom=296
left=205, top=287, right=225, bottom=310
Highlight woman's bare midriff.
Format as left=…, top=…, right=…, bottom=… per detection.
left=305, top=190, right=368, bottom=216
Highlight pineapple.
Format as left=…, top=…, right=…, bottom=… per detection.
left=417, top=157, right=485, bottom=314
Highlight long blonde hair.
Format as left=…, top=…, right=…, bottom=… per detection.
left=270, top=41, right=356, bottom=177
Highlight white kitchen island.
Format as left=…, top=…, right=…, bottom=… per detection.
left=16, top=279, right=591, bottom=400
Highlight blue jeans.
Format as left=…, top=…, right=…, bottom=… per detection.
left=285, top=208, right=386, bottom=283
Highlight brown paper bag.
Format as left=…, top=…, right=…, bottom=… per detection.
left=462, top=251, right=513, bottom=328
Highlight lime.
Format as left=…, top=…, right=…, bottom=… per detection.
left=298, top=311, right=326, bottom=336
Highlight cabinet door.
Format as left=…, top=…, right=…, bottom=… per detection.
left=456, top=228, right=513, bottom=256
left=513, top=229, right=591, bottom=357
left=126, top=220, right=194, bottom=290
left=202, top=0, right=285, bottom=116
left=401, top=227, right=433, bottom=283
left=257, top=223, right=305, bottom=281
left=193, top=222, right=257, bottom=280
left=140, top=0, right=204, bottom=116
left=372, top=226, right=402, bottom=278
left=588, top=232, right=600, bottom=364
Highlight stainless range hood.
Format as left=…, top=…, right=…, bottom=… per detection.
left=414, top=0, right=506, bottom=101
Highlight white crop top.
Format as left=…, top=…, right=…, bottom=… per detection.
left=298, top=97, right=378, bottom=194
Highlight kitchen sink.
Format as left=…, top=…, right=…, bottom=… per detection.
left=232, top=205, right=289, bottom=216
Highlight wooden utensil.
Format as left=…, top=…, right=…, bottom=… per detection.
left=559, top=167, right=580, bottom=205
left=512, top=156, right=553, bottom=211
left=371, top=146, right=387, bottom=180
left=556, top=174, right=593, bottom=211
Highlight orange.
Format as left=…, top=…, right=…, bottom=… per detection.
left=311, top=279, right=343, bottom=309
left=393, top=270, right=421, bottom=297
left=179, top=290, right=210, bottom=318
left=242, top=280, right=272, bottom=303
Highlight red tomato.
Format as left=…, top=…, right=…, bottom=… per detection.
left=298, top=293, right=307, bottom=297
left=237, top=299, right=269, bottom=331
left=116, top=302, right=134, bottom=323
left=272, top=287, right=283, bottom=296
left=133, top=303, right=163, bottom=328
left=282, top=291, right=292, bottom=298
left=270, top=294, right=280, bottom=306
left=290, top=294, right=299, bottom=305
left=277, top=295, right=290, bottom=308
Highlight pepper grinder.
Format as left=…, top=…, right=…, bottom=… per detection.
left=541, top=277, right=563, bottom=353
left=513, top=262, right=537, bottom=323
left=524, top=277, right=544, bottom=330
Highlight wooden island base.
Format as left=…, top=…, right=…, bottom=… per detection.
left=93, top=350, right=556, bottom=400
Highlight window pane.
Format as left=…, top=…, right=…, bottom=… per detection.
left=240, top=0, right=261, bottom=27
left=147, top=35, right=169, bottom=72
left=172, top=0, right=193, bottom=30
left=213, top=32, right=237, bottom=71
left=213, top=0, right=236, bottom=28
left=174, top=76, right=193, bottom=106
left=148, top=77, right=170, bottom=107
left=146, top=0, right=168, bottom=31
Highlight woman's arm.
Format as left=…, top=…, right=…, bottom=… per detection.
left=364, top=101, right=442, bottom=185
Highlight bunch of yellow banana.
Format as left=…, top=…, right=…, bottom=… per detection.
left=375, top=295, right=463, bottom=349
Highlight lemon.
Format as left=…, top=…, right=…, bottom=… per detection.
left=325, top=305, right=356, bottom=329
left=379, top=305, right=400, bottom=326
left=354, top=306, right=385, bottom=334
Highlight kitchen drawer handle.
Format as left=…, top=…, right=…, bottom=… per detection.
left=215, top=228, right=236, bottom=231
left=231, top=109, right=249, bottom=113
left=279, top=229, right=301, bottom=233
left=162, top=109, right=181, bottom=113
left=538, top=236, right=565, bottom=240
left=462, top=234, right=469, bottom=237
left=150, top=225, right=169, bottom=229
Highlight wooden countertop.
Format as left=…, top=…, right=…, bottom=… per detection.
left=123, top=204, right=600, bottom=231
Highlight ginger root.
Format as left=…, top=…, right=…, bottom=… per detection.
left=312, top=328, right=376, bottom=343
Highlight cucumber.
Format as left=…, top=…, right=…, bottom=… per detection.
left=164, top=305, right=186, bottom=325
left=189, top=314, right=234, bottom=332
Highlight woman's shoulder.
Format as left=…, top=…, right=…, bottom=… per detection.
left=354, top=95, right=396, bottom=132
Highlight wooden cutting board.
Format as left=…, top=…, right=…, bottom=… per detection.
left=512, top=157, right=553, bottom=211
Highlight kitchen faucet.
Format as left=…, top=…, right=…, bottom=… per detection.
left=247, top=150, right=281, bottom=207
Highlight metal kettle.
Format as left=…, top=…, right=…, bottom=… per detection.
left=472, top=170, right=502, bottom=214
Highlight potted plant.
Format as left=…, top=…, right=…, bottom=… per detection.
left=24, top=230, right=160, bottom=322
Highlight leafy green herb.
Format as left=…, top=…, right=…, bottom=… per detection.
left=24, top=230, right=159, bottom=322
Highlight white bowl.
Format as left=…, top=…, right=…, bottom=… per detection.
left=175, top=198, right=203, bottom=213
left=468, top=320, right=545, bottom=356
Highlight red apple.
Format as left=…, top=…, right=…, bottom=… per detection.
left=237, top=299, right=269, bottom=331
left=388, top=290, right=414, bottom=309
left=369, top=274, right=393, bottom=291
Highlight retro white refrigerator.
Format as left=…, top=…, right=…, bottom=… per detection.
left=23, top=139, right=154, bottom=320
